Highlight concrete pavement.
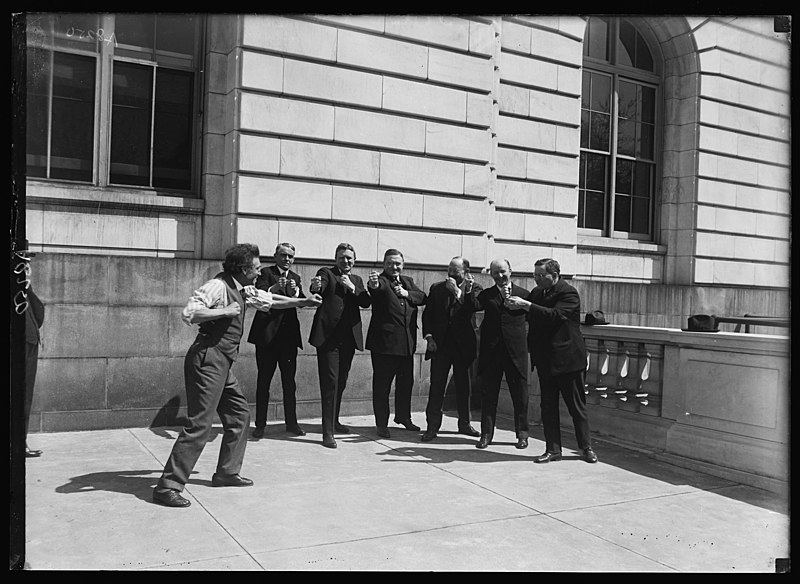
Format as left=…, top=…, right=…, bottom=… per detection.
left=22, top=413, right=789, bottom=571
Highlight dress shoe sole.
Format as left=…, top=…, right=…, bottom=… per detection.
left=322, top=441, right=338, bottom=449
left=475, top=441, right=492, bottom=449
left=533, top=454, right=563, bottom=463
left=211, top=476, right=254, bottom=487
left=152, top=492, right=191, bottom=508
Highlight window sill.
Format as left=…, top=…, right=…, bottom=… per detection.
left=577, top=234, right=666, bottom=255
left=26, top=180, right=205, bottom=214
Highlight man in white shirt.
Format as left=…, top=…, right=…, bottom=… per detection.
left=153, top=243, right=321, bottom=508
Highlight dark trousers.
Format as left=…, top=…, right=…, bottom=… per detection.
left=371, top=353, right=413, bottom=428
left=317, top=336, right=356, bottom=438
left=425, top=350, right=473, bottom=433
left=25, top=341, right=39, bottom=439
left=254, top=341, right=298, bottom=428
left=538, top=369, right=592, bottom=454
left=158, top=344, right=250, bottom=492
left=479, top=344, right=529, bottom=440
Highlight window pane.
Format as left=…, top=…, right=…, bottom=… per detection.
left=635, top=34, right=654, bottom=72
left=26, top=46, right=50, bottom=178
left=156, top=14, right=196, bottom=54
left=579, top=153, right=586, bottom=188
left=617, top=119, right=635, bottom=156
left=111, top=62, right=153, bottom=186
left=50, top=52, right=96, bottom=181
left=585, top=191, right=606, bottom=229
left=641, top=86, right=655, bottom=123
left=631, top=197, right=650, bottom=234
left=618, top=80, right=637, bottom=120
left=115, top=13, right=155, bottom=50
left=581, top=71, right=591, bottom=109
left=614, top=194, right=631, bottom=232
left=580, top=110, right=590, bottom=149
left=633, top=162, right=651, bottom=196
left=578, top=190, right=586, bottom=226
left=589, top=112, right=610, bottom=152
left=153, top=69, right=193, bottom=190
left=585, top=153, right=607, bottom=191
left=591, top=73, right=611, bottom=113
left=638, top=123, right=655, bottom=160
left=586, top=17, right=608, bottom=61
left=616, top=159, right=633, bottom=194
left=617, top=21, right=635, bottom=67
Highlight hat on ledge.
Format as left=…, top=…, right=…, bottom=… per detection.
left=584, top=310, right=610, bottom=325
left=681, top=314, right=719, bottom=332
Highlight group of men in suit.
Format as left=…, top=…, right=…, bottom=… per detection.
left=152, top=242, right=597, bottom=508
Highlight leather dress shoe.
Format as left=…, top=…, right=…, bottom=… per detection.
left=252, top=426, right=265, bottom=439
left=322, top=436, right=338, bottom=449
left=516, top=436, right=529, bottom=449
left=475, top=436, right=492, bottom=449
left=286, top=425, right=306, bottom=436
left=458, top=424, right=480, bottom=437
left=583, top=448, right=598, bottom=463
left=376, top=427, right=391, bottom=439
left=25, top=448, right=43, bottom=458
left=212, top=473, right=254, bottom=487
left=153, top=488, right=191, bottom=508
left=394, top=419, right=420, bottom=431
left=334, top=423, right=351, bottom=434
left=533, top=451, right=563, bottom=463
left=420, top=432, right=437, bottom=442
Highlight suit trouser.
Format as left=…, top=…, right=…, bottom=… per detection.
left=425, top=350, right=473, bottom=433
left=254, top=340, right=298, bottom=428
left=538, top=369, right=592, bottom=453
left=317, top=336, right=356, bottom=438
left=371, top=353, right=413, bottom=428
left=158, top=344, right=250, bottom=492
left=24, top=341, right=39, bottom=439
left=479, top=345, right=529, bottom=440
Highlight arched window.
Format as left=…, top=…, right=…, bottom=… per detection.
left=579, top=17, right=661, bottom=241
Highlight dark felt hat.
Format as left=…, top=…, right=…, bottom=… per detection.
left=584, top=310, right=610, bottom=325
left=682, top=314, right=719, bottom=332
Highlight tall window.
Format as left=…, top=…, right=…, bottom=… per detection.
left=25, top=13, right=203, bottom=192
left=579, top=17, right=660, bottom=240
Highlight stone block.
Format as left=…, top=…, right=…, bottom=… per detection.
left=531, top=28, right=582, bottom=65
left=500, top=52, right=557, bottom=91
left=558, top=16, right=587, bottom=39
left=556, top=64, right=582, bottom=95
left=238, top=176, right=332, bottom=219
left=335, top=107, right=426, bottom=152
left=526, top=151, right=577, bottom=185
left=754, top=212, right=790, bottom=240
left=284, top=59, right=383, bottom=108
left=236, top=217, right=280, bottom=256
left=698, top=126, right=736, bottom=156
left=425, top=122, right=492, bottom=162
left=555, top=125, right=580, bottom=156
left=107, top=357, right=186, bottom=409
left=428, top=47, right=493, bottom=91
left=499, top=83, right=529, bottom=116
left=242, top=15, right=337, bottom=61
left=382, top=76, right=467, bottom=123
left=240, top=93, right=334, bottom=140
left=464, top=163, right=493, bottom=197
left=205, top=51, right=229, bottom=95
left=529, top=89, right=579, bottom=125
left=495, top=211, right=525, bottom=240
left=500, top=20, right=531, bottom=53
left=337, top=28, right=428, bottom=79
left=461, top=235, right=489, bottom=271
left=274, top=220, right=379, bottom=263
left=496, top=147, right=527, bottom=179
left=377, top=228, right=462, bottom=266
left=240, top=51, right=284, bottom=93
left=697, top=178, right=736, bottom=207
left=34, top=254, right=109, bottom=304
left=311, top=15, right=385, bottom=33
left=497, top=115, right=555, bottom=151
left=495, top=179, right=553, bottom=212
left=379, top=152, right=464, bottom=194
left=733, top=236, right=775, bottom=261
left=157, top=215, right=200, bottom=257
left=553, top=186, right=578, bottom=215
left=238, top=135, right=281, bottom=174
left=34, top=358, right=107, bottom=412
left=467, top=93, right=494, bottom=127
left=423, top=195, right=487, bottom=232
left=717, top=207, right=757, bottom=235
left=469, top=20, right=495, bottom=56
left=695, top=205, right=716, bottom=231
left=205, top=92, right=229, bottom=137
left=203, top=133, right=226, bottom=177
left=384, top=15, right=470, bottom=51
left=756, top=162, right=790, bottom=191
left=332, top=186, right=424, bottom=227
left=524, top=213, right=577, bottom=246
left=40, top=208, right=159, bottom=253
left=695, top=232, right=733, bottom=259
left=738, top=134, right=790, bottom=166
left=281, top=140, right=380, bottom=184
left=753, top=262, right=790, bottom=287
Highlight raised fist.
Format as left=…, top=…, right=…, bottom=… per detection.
left=310, top=275, right=323, bottom=293
left=368, top=270, right=380, bottom=289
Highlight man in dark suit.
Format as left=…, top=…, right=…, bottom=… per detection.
left=366, top=248, right=426, bottom=438
left=24, top=281, right=45, bottom=458
left=247, top=242, right=307, bottom=438
left=420, top=256, right=481, bottom=442
left=506, top=258, right=597, bottom=463
left=466, top=258, right=530, bottom=450
left=308, top=243, right=372, bottom=449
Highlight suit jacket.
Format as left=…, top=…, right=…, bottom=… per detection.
left=421, top=279, right=481, bottom=362
left=525, top=278, right=587, bottom=376
left=365, top=272, right=426, bottom=356
left=468, top=283, right=529, bottom=379
left=247, top=265, right=304, bottom=348
left=308, top=266, right=371, bottom=350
